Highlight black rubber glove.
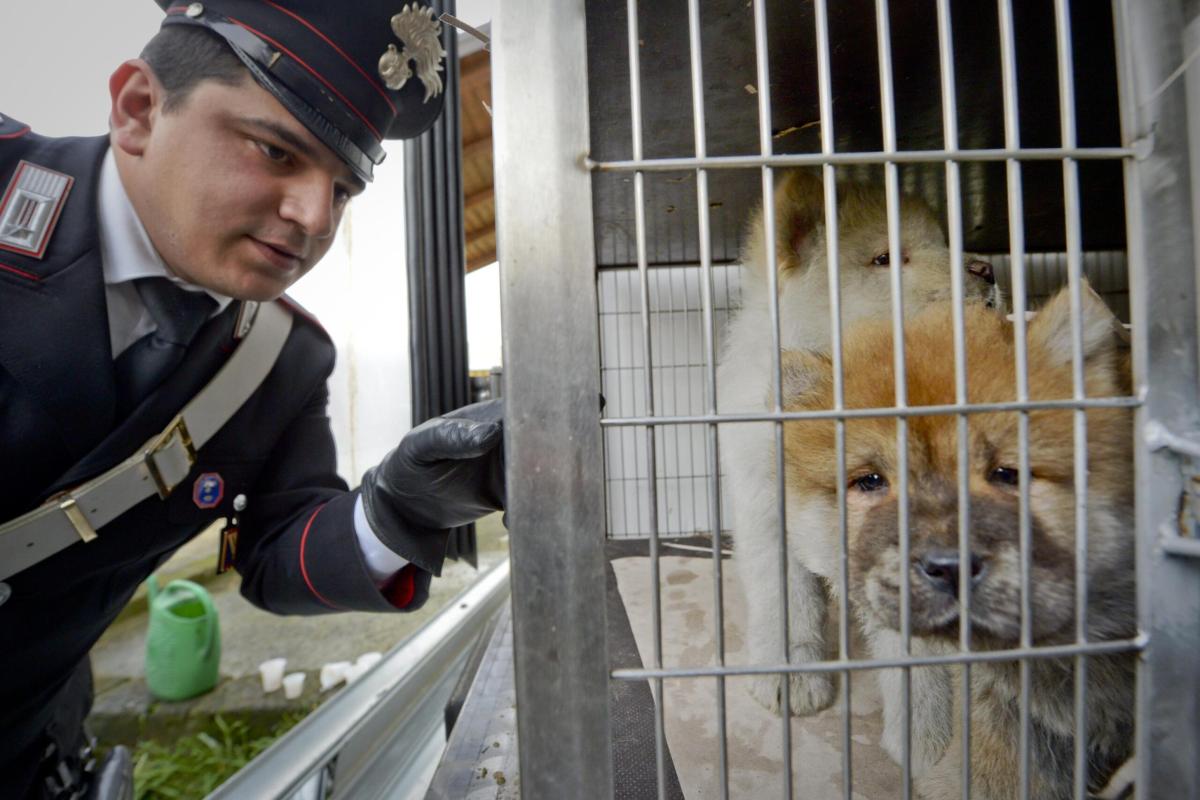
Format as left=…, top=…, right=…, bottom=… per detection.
left=360, top=399, right=505, bottom=575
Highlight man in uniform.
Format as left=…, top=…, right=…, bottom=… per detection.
left=0, top=2, right=504, bottom=797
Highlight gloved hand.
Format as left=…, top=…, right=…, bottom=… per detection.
left=360, top=399, right=505, bottom=573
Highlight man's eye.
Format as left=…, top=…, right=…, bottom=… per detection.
left=851, top=472, right=889, bottom=492
left=988, top=466, right=1020, bottom=486
left=257, top=142, right=291, bottom=163
left=334, top=187, right=352, bottom=206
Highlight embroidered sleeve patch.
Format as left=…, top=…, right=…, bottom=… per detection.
left=0, top=161, right=74, bottom=259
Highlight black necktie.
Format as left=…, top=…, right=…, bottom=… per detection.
left=114, top=277, right=217, bottom=415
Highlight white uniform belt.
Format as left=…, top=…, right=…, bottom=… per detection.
left=0, top=301, right=293, bottom=581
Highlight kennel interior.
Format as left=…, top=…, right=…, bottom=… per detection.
left=487, top=1, right=1200, bottom=798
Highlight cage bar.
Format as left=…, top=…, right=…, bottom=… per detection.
left=1048, top=2, right=1093, bottom=798
left=1116, top=1, right=1200, bottom=797
left=872, top=1, right=915, bottom=795
left=811, top=0, right=855, bottom=795
left=682, top=2, right=731, bottom=795
left=589, top=147, right=1133, bottom=173
left=493, top=1, right=612, bottom=796
left=621, top=2, right=669, bottom=797
left=932, top=2, right=975, bottom=796
left=612, top=636, right=1144, bottom=680
left=748, top=1, right=797, bottom=795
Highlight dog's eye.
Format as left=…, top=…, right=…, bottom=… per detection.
left=870, top=250, right=909, bottom=267
left=852, top=473, right=889, bottom=492
left=988, top=466, right=1020, bottom=486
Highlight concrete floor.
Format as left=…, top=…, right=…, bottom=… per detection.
left=611, top=555, right=904, bottom=799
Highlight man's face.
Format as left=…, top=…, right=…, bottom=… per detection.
left=133, top=76, right=366, bottom=301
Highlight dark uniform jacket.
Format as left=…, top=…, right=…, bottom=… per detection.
left=0, top=120, right=433, bottom=796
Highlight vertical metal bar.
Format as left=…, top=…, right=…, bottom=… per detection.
left=933, top=3, right=973, bottom=797
left=1114, top=2, right=1200, bottom=797
left=684, top=266, right=700, bottom=534
left=812, top=0, right=852, bottom=795
left=624, top=1, right=667, bottom=795
left=493, top=1, right=613, bottom=795
left=404, top=14, right=477, bottom=565
left=683, top=2, right=730, bottom=796
left=750, top=2, right=795, bottom=794
left=996, top=1, right=1034, bottom=797
left=1050, top=3, right=1092, bottom=798
left=874, top=2, right=912, bottom=797
left=617, top=271, right=643, bottom=537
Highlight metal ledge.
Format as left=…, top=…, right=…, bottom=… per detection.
left=206, top=559, right=511, bottom=800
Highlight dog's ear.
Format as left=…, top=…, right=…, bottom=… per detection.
left=1028, top=280, right=1124, bottom=367
left=775, top=170, right=828, bottom=257
left=779, top=349, right=833, bottom=406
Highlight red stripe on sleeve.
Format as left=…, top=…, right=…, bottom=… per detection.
left=383, top=564, right=417, bottom=609
left=0, top=260, right=40, bottom=282
left=299, top=503, right=345, bottom=610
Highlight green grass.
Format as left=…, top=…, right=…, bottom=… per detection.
left=132, top=713, right=307, bottom=799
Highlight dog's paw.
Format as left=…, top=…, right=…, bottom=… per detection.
left=748, top=670, right=838, bottom=717
left=880, top=706, right=952, bottom=776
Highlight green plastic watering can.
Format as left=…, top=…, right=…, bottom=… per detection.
left=144, top=576, right=221, bottom=701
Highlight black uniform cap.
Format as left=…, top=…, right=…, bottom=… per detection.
left=154, top=1, right=448, bottom=182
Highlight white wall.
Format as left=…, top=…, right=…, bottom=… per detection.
left=0, top=2, right=413, bottom=485
left=466, top=261, right=502, bottom=371
left=2, top=3, right=162, bottom=136
left=290, top=151, right=412, bottom=484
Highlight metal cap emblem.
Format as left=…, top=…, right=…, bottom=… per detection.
left=377, top=3, right=446, bottom=101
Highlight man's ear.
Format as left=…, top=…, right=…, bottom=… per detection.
left=109, top=59, right=163, bottom=158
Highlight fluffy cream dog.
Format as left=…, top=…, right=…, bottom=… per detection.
left=719, top=169, right=997, bottom=771
left=780, top=286, right=1135, bottom=797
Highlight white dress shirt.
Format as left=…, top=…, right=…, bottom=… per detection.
left=96, top=149, right=407, bottom=584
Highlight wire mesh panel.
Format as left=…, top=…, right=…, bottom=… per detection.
left=570, top=0, right=1191, bottom=799
left=494, top=0, right=1198, bottom=797
left=599, top=264, right=739, bottom=539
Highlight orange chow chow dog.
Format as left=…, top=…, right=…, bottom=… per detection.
left=720, top=169, right=998, bottom=751
left=779, top=284, right=1135, bottom=798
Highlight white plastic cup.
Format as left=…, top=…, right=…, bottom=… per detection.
left=355, top=651, right=383, bottom=671
left=319, top=661, right=351, bottom=691
left=258, top=657, right=287, bottom=693
left=282, top=672, right=306, bottom=700
left=343, top=662, right=369, bottom=685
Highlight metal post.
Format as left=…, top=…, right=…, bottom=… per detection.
left=1114, top=0, right=1200, bottom=797
left=493, top=1, right=613, bottom=797
left=404, top=0, right=476, bottom=566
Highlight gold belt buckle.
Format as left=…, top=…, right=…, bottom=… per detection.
left=145, top=416, right=197, bottom=499
left=60, top=497, right=98, bottom=543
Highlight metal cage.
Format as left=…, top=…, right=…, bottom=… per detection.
left=495, top=0, right=1200, bottom=797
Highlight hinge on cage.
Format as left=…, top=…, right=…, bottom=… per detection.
left=1144, top=420, right=1200, bottom=558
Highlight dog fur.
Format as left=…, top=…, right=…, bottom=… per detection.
left=718, top=169, right=997, bottom=763
left=778, top=285, right=1135, bottom=797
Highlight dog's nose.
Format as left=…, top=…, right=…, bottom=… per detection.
left=967, top=259, right=995, bottom=285
left=917, top=549, right=984, bottom=597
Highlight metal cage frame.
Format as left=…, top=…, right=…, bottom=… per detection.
left=494, top=0, right=1200, bottom=798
